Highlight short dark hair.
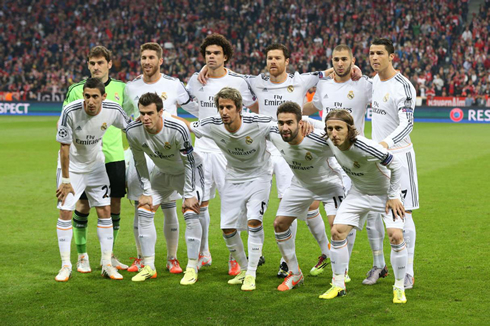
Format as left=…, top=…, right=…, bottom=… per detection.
left=265, top=43, right=290, bottom=59
left=214, top=87, right=242, bottom=112
left=83, top=77, right=105, bottom=95
left=88, top=46, right=112, bottom=62
left=200, top=34, right=234, bottom=64
left=333, top=44, right=353, bottom=57
left=371, top=38, right=394, bottom=55
left=277, top=101, right=302, bottom=123
left=324, top=109, right=359, bottom=142
left=138, top=92, right=163, bottom=112
left=140, top=42, right=163, bottom=59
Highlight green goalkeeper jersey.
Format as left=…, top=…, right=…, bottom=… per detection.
left=63, top=78, right=127, bottom=163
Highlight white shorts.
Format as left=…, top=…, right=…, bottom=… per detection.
left=147, top=164, right=205, bottom=206
left=125, top=149, right=181, bottom=202
left=56, top=163, right=110, bottom=211
left=272, top=154, right=293, bottom=198
left=391, top=147, right=419, bottom=210
left=198, top=151, right=226, bottom=201
left=333, top=189, right=405, bottom=231
left=220, top=175, right=272, bottom=231
left=276, top=179, right=345, bottom=220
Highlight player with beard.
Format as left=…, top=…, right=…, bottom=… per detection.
left=123, top=42, right=197, bottom=275
left=186, top=34, right=258, bottom=276
left=303, top=45, right=388, bottom=284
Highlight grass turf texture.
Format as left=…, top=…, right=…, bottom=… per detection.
left=1, top=116, right=489, bottom=325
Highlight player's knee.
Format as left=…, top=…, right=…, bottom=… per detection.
left=222, top=228, right=237, bottom=235
left=247, top=219, right=262, bottom=228
left=388, top=229, right=404, bottom=245
left=273, top=216, right=290, bottom=232
left=200, top=200, right=209, bottom=208
left=76, top=199, right=90, bottom=215
left=331, top=225, right=347, bottom=241
left=59, top=210, right=73, bottom=221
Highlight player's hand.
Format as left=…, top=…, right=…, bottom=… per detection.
left=183, top=196, right=200, bottom=214
left=351, top=65, right=362, bottom=81
left=56, top=183, right=75, bottom=205
left=300, top=120, right=315, bottom=136
left=197, top=65, right=209, bottom=85
left=138, top=195, right=154, bottom=211
left=379, top=141, right=389, bottom=149
left=386, top=199, right=405, bottom=221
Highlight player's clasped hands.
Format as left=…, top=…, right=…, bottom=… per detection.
left=386, top=199, right=406, bottom=221
left=138, top=194, right=154, bottom=211
left=182, top=197, right=200, bottom=214
left=56, top=183, right=75, bottom=205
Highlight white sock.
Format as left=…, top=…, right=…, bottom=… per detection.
left=275, top=228, right=299, bottom=274
left=330, top=239, right=348, bottom=288
left=161, top=201, right=179, bottom=260
left=183, top=212, right=202, bottom=265
left=306, top=209, right=329, bottom=256
left=247, top=224, right=264, bottom=278
left=229, top=231, right=240, bottom=261
left=403, top=212, right=416, bottom=276
left=97, top=218, right=113, bottom=265
left=57, top=218, right=72, bottom=268
left=144, top=255, right=156, bottom=271
left=391, top=241, right=407, bottom=288
left=223, top=230, right=247, bottom=271
left=345, top=228, right=356, bottom=272
left=280, top=218, right=298, bottom=265
left=367, top=212, right=386, bottom=268
left=138, top=208, right=157, bottom=268
left=133, top=203, right=142, bottom=258
left=199, top=206, right=210, bottom=255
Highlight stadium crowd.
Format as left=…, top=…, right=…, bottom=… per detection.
left=1, top=0, right=489, bottom=104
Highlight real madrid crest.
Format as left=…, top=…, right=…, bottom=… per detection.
left=164, top=142, right=172, bottom=150
left=347, top=90, right=354, bottom=100
left=114, top=92, right=120, bottom=101
left=305, top=152, right=313, bottom=161
left=161, top=92, right=168, bottom=101
left=287, top=85, right=294, bottom=93
left=353, top=161, right=360, bottom=168
left=383, top=93, right=390, bottom=102
left=245, top=136, right=253, bottom=144
left=101, top=122, right=108, bottom=131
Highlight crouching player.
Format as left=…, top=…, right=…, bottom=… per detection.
left=268, top=102, right=344, bottom=291
left=126, top=92, right=204, bottom=285
left=55, top=78, right=131, bottom=281
left=320, top=109, right=408, bottom=304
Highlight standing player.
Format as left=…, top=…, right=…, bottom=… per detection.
left=63, top=46, right=128, bottom=272
left=126, top=92, right=204, bottom=285
left=55, top=78, right=131, bottom=282
left=181, top=87, right=273, bottom=291
left=186, top=34, right=257, bottom=275
left=303, top=44, right=388, bottom=284
left=269, top=102, right=344, bottom=291
left=123, top=42, right=196, bottom=274
left=320, top=109, right=408, bottom=304
left=369, top=38, right=419, bottom=289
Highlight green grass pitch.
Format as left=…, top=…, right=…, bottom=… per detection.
left=1, top=116, right=489, bottom=325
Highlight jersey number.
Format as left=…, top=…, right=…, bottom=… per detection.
left=332, top=196, right=344, bottom=208
left=259, top=201, right=267, bottom=215
left=102, top=185, right=110, bottom=198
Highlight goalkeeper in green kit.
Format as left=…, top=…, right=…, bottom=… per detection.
left=63, top=46, right=129, bottom=273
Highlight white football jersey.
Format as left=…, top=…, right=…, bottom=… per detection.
left=371, top=73, right=416, bottom=150
left=123, top=73, right=195, bottom=118
left=267, top=129, right=342, bottom=191
left=190, top=113, right=273, bottom=182
left=313, top=75, right=372, bottom=136
left=187, top=69, right=256, bottom=153
left=327, top=136, right=402, bottom=198
left=125, top=116, right=201, bottom=198
left=56, top=99, right=130, bottom=173
left=247, top=71, right=322, bottom=120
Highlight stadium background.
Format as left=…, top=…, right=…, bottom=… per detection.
left=1, top=0, right=490, bottom=324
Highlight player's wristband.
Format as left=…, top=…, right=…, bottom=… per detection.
left=61, top=177, right=71, bottom=184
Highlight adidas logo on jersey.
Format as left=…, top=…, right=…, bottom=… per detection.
left=76, top=126, right=82, bottom=131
